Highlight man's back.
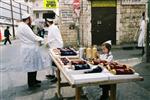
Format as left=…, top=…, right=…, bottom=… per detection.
left=4, top=29, right=10, bottom=37
left=47, top=24, right=63, bottom=48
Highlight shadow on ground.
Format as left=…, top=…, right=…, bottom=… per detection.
left=0, top=80, right=56, bottom=100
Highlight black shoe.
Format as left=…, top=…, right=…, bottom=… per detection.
left=50, top=77, right=57, bottom=83
left=28, top=83, right=41, bottom=88
left=100, top=95, right=109, bottom=100
left=35, top=80, right=41, bottom=84
left=46, top=75, right=55, bottom=79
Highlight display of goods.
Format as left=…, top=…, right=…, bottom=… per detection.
left=60, top=57, right=69, bottom=65
left=106, top=62, right=135, bottom=75
left=89, top=59, right=135, bottom=75
left=58, top=48, right=77, bottom=56
left=111, top=68, right=135, bottom=75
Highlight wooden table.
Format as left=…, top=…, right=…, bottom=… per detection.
left=49, top=49, right=143, bottom=100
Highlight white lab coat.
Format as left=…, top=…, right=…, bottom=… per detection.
left=17, top=22, right=49, bottom=72
left=47, top=24, right=63, bottom=49
left=138, top=20, right=146, bottom=47
left=100, top=52, right=113, bottom=62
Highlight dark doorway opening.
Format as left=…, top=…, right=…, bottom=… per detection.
left=91, top=7, right=116, bottom=45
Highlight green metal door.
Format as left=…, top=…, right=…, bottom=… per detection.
left=91, top=0, right=116, bottom=45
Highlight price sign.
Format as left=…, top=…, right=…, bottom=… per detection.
left=43, top=0, right=58, bottom=9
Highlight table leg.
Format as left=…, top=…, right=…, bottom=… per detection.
left=75, top=87, right=81, bottom=100
left=56, top=68, right=61, bottom=98
left=110, top=84, right=117, bottom=100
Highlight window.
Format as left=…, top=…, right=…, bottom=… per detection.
left=35, top=12, right=39, bottom=18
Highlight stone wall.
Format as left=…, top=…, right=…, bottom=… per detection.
left=59, top=2, right=78, bottom=47
left=59, top=0, right=146, bottom=46
left=79, top=0, right=91, bottom=46
left=118, top=4, right=146, bottom=44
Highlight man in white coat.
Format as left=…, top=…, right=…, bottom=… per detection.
left=17, top=13, right=47, bottom=88
left=46, top=19, right=63, bottom=82
left=138, top=12, right=146, bottom=55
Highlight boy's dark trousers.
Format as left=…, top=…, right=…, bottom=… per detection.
left=27, top=71, right=37, bottom=86
left=4, top=37, right=11, bottom=45
left=100, top=85, right=110, bottom=99
left=102, top=85, right=110, bottom=97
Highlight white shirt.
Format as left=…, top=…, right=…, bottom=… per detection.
left=47, top=24, right=63, bottom=49
left=100, top=52, right=113, bottom=62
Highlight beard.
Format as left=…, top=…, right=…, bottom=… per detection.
left=27, top=17, right=32, bottom=27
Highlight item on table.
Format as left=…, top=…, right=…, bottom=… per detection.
left=111, top=68, right=135, bottom=75
left=53, top=49, right=60, bottom=55
left=99, top=60, right=109, bottom=66
left=71, top=60, right=87, bottom=65
left=86, top=46, right=92, bottom=59
left=92, top=45, right=97, bottom=59
left=107, top=63, right=127, bottom=70
left=84, top=66, right=102, bottom=73
left=79, top=47, right=86, bottom=59
left=90, top=60, right=108, bottom=65
left=58, top=48, right=77, bottom=56
left=74, top=64, right=90, bottom=70
left=70, top=60, right=90, bottom=70
left=60, top=57, right=69, bottom=65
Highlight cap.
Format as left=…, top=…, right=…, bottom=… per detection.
left=46, top=18, right=53, bottom=22
left=22, top=13, right=30, bottom=19
left=104, top=40, right=112, bottom=45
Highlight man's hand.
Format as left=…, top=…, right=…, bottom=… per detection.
left=44, top=42, right=49, bottom=48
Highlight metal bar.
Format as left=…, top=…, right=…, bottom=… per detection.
left=12, top=10, right=21, bottom=14
left=10, top=0, right=15, bottom=39
left=0, top=22, right=18, bottom=26
left=0, top=7, right=21, bottom=15
left=0, top=15, right=11, bottom=19
left=0, top=6, right=11, bottom=11
left=1, top=0, right=11, bottom=5
left=19, top=3, right=22, bottom=19
left=12, top=5, right=20, bottom=9
left=0, top=15, right=19, bottom=20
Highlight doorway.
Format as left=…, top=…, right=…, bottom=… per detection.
left=91, top=2, right=116, bottom=45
